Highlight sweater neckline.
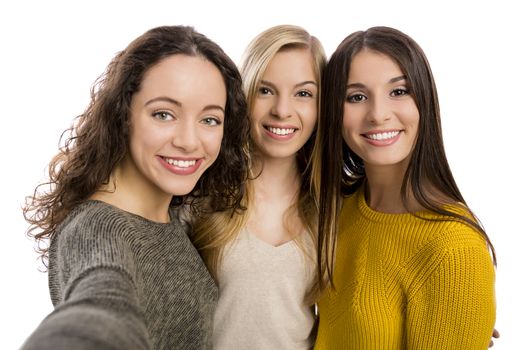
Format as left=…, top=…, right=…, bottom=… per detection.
left=243, top=227, right=300, bottom=252
left=81, top=199, right=176, bottom=227
left=355, top=186, right=433, bottom=223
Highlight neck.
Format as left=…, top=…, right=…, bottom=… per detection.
left=90, top=159, right=172, bottom=223
left=251, top=155, right=300, bottom=200
left=245, top=153, right=304, bottom=246
left=364, top=162, right=419, bottom=214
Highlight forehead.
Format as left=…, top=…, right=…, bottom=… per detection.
left=142, top=54, right=223, bottom=88
left=348, top=49, right=403, bottom=83
left=264, top=47, right=317, bottom=81
left=136, top=54, right=227, bottom=106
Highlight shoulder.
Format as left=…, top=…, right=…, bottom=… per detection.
left=404, top=218, right=494, bottom=289
left=56, top=200, right=148, bottom=242
left=65, top=200, right=133, bottom=230
left=415, top=211, right=488, bottom=252
left=48, top=201, right=143, bottom=303
left=51, top=201, right=141, bottom=264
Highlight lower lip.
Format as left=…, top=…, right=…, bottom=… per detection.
left=157, top=156, right=202, bottom=175
left=362, top=132, right=401, bottom=146
left=264, top=127, right=297, bottom=141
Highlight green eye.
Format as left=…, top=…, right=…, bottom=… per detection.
left=202, top=117, right=222, bottom=126
left=152, top=111, right=174, bottom=121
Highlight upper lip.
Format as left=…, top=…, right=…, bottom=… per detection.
left=159, top=155, right=201, bottom=161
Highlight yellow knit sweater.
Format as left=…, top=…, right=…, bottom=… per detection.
left=315, top=188, right=496, bottom=349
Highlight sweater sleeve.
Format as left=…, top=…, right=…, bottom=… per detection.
left=21, top=208, right=152, bottom=350
left=21, top=268, right=151, bottom=350
left=406, top=242, right=496, bottom=350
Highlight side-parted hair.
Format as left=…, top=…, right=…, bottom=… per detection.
left=24, top=25, right=249, bottom=265
left=191, top=25, right=326, bottom=300
left=314, top=26, right=496, bottom=292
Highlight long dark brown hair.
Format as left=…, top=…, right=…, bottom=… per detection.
left=24, top=25, right=249, bottom=264
left=315, top=26, right=495, bottom=292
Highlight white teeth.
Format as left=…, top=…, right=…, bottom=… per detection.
left=165, top=158, right=196, bottom=167
left=366, top=131, right=400, bottom=140
left=267, top=127, right=295, bottom=135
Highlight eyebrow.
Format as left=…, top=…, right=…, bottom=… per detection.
left=145, top=96, right=181, bottom=107
left=144, top=96, right=225, bottom=113
left=261, top=79, right=318, bottom=89
left=346, top=75, right=407, bottom=89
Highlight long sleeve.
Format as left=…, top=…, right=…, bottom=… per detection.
left=315, top=188, right=496, bottom=350
left=21, top=268, right=151, bottom=350
left=21, top=200, right=218, bottom=349
left=21, top=205, right=152, bottom=350
left=407, top=245, right=496, bottom=349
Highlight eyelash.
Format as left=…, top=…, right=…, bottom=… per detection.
left=346, top=94, right=366, bottom=103
left=258, top=87, right=273, bottom=95
left=152, top=111, right=174, bottom=121
left=391, top=87, right=409, bottom=96
left=297, top=90, right=313, bottom=98
left=152, top=111, right=221, bottom=126
left=258, top=87, right=313, bottom=98
left=346, top=88, right=410, bottom=103
left=201, top=117, right=222, bottom=126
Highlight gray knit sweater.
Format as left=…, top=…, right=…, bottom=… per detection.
left=21, top=200, right=218, bottom=350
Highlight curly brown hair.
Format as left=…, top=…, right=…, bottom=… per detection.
left=24, top=25, right=249, bottom=264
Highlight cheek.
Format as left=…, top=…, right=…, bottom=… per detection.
left=341, top=111, right=361, bottom=148
left=302, top=104, right=318, bottom=132
left=402, top=105, right=420, bottom=134
left=130, top=122, right=155, bottom=153
left=248, top=115, right=262, bottom=144
left=205, top=129, right=224, bottom=157
left=341, top=112, right=352, bottom=139
left=250, top=100, right=266, bottom=122
left=400, top=99, right=419, bottom=121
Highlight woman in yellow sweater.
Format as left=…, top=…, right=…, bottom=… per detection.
left=313, top=26, right=496, bottom=349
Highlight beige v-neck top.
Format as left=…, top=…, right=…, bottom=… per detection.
left=212, top=227, right=316, bottom=349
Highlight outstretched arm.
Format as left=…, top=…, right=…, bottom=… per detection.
left=21, top=267, right=151, bottom=350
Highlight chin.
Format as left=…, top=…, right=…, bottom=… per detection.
left=158, top=181, right=198, bottom=197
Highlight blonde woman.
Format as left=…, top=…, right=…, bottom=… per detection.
left=191, top=25, right=326, bottom=349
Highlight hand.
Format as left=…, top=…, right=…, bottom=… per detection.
left=489, top=328, right=500, bottom=348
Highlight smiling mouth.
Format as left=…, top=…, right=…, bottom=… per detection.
left=161, top=157, right=197, bottom=168
left=363, top=131, right=400, bottom=141
left=265, top=126, right=297, bottom=136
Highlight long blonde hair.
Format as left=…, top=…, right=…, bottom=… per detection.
left=190, top=25, right=326, bottom=300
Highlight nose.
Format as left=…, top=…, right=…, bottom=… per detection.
left=271, top=95, right=293, bottom=119
left=367, top=96, right=391, bottom=124
left=171, top=120, right=199, bottom=152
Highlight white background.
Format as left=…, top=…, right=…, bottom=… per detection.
left=1, top=0, right=513, bottom=348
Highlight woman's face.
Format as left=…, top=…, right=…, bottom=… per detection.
left=127, top=54, right=226, bottom=197
left=250, top=47, right=318, bottom=162
left=342, top=49, right=419, bottom=173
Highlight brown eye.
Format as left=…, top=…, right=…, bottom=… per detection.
left=296, top=90, right=313, bottom=98
left=258, top=87, right=273, bottom=95
left=346, top=94, right=366, bottom=103
left=391, top=88, right=409, bottom=97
